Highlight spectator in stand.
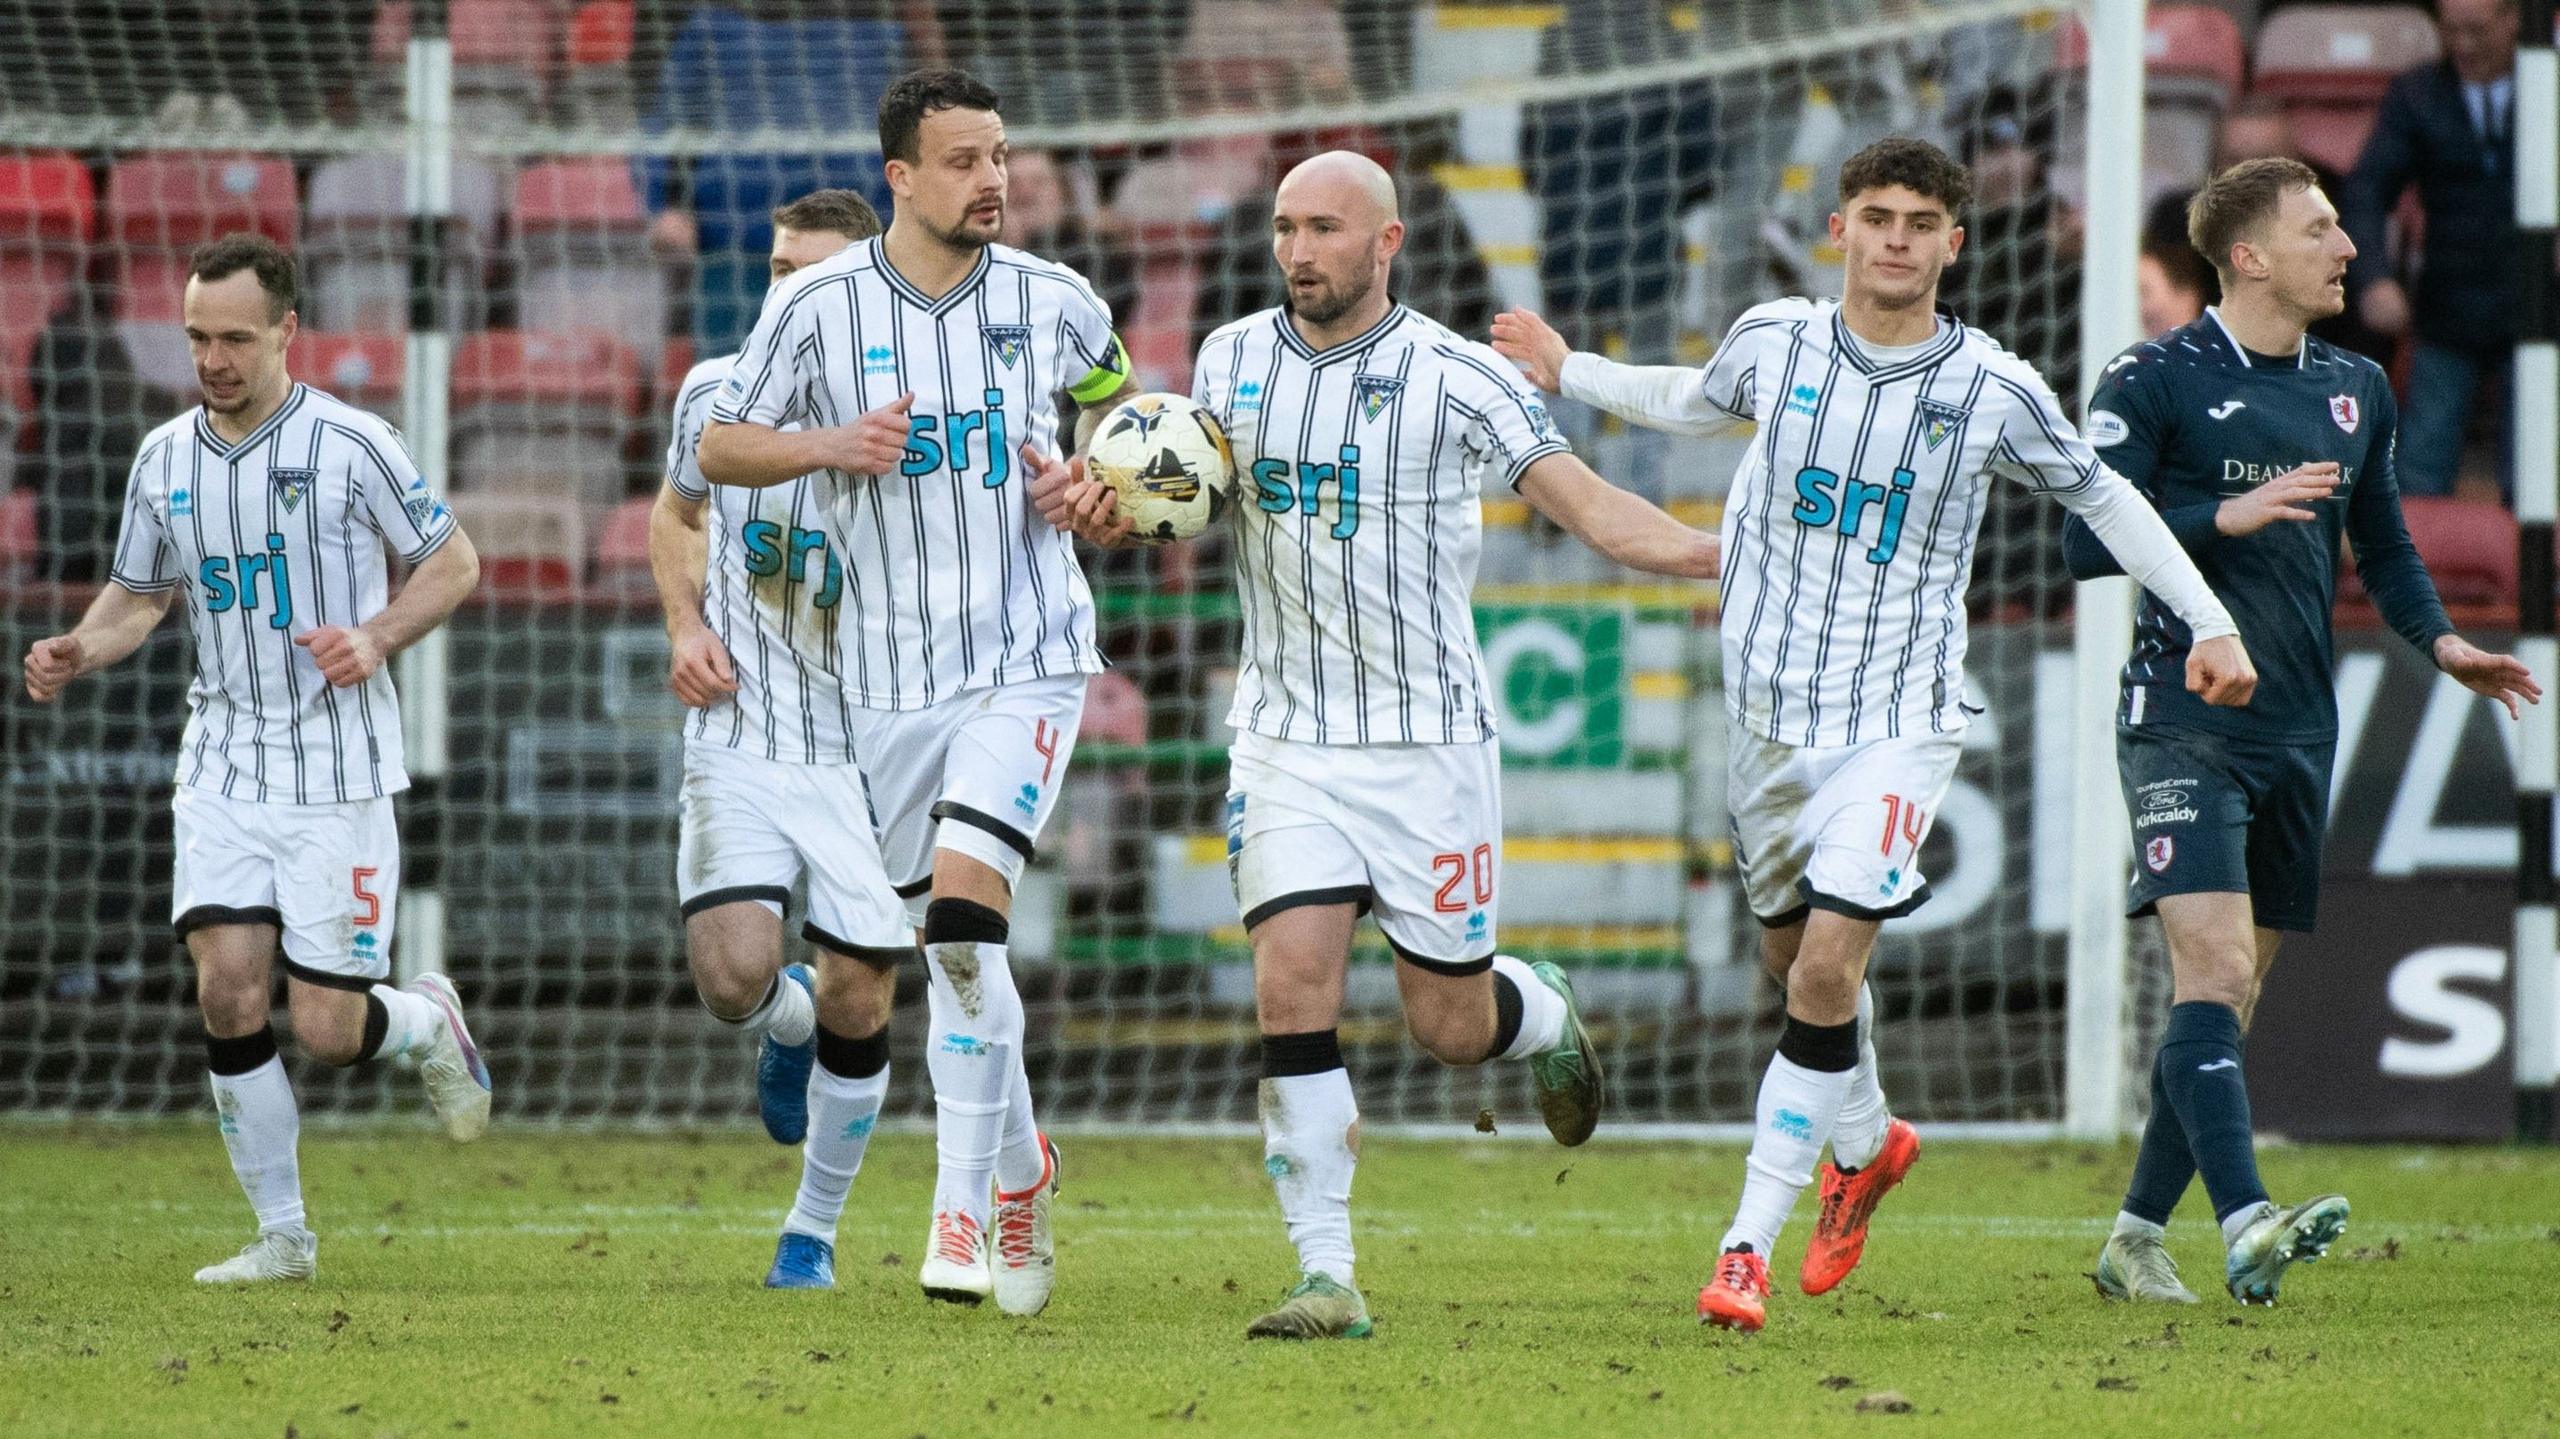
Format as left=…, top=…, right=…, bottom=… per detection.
left=1520, top=4, right=1716, bottom=501
left=2138, top=237, right=2211, bottom=337
left=1005, top=150, right=1140, bottom=327
left=637, top=1, right=943, bottom=352
left=2341, top=0, right=2521, bottom=500
left=1946, top=90, right=2081, bottom=386
left=29, top=256, right=157, bottom=583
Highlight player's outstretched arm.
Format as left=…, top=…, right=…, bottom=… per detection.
left=298, top=529, right=481, bottom=689
left=1516, top=452, right=1718, bottom=580
left=1492, top=306, right=1742, bottom=437
left=22, top=581, right=176, bottom=701
left=698, top=394, right=915, bottom=489
left=2432, top=635, right=2542, bottom=720
left=648, top=482, right=736, bottom=707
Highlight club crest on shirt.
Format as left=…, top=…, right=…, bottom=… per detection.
left=270, top=468, right=318, bottom=513
left=1915, top=398, right=1969, bottom=452
left=982, top=325, right=1031, bottom=370
left=2145, top=835, right=2174, bottom=873
left=1352, top=375, right=1404, bottom=423
left=2329, top=394, right=2360, bottom=434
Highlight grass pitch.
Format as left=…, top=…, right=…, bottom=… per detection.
left=4, top=1126, right=2556, bottom=1438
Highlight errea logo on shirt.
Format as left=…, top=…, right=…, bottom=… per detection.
left=861, top=345, right=897, bottom=377
left=1783, top=383, right=1821, bottom=419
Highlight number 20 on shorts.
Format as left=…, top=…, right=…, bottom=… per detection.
left=1431, top=844, right=1496, bottom=914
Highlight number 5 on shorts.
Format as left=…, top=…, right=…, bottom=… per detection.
left=1431, top=843, right=1496, bottom=914
left=353, top=866, right=381, bottom=927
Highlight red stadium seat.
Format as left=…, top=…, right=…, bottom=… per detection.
left=106, top=153, right=297, bottom=251
left=2054, top=4, right=2246, bottom=101
left=591, top=494, right=655, bottom=598
left=0, top=253, right=76, bottom=416
left=2255, top=6, right=2442, bottom=175
left=110, top=251, right=196, bottom=396
left=372, top=0, right=558, bottom=69
left=0, top=486, right=38, bottom=585
left=569, top=1, right=635, bottom=66
left=2338, top=497, right=2516, bottom=619
left=513, top=160, right=647, bottom=235
left=452, top=330, right=643, bottom=509
left=289, top=332, right=407, bottom=415
left=446, top=492, right=583, bottom=600
left=0, top=152, right=95, bottom=248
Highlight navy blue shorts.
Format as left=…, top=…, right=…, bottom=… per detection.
left=2117, top=720, right=2333, bottom=934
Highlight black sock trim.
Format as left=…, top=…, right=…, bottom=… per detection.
left=815, top=1021, right=890, bottom=1080
left=1776, top=1014, right=1860, bottom=1072
left=358, top=991, right=390, bottom=1062
left=1753, top=902, right=1812, bottom=930
left=206, top=1025, right=279, bottom=1076
left=1261, top=1029, right=1345, bottom=1077
left=893, top=875, right=934, bottom=900
left=1490, top=971, right=1525, bottom=1058
left=923, top=896, right=1009, bottom=946
left=1385, top=932, right=1494, bottom=977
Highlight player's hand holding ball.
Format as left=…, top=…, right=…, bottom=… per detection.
left=296, top=624, right=385, bottom=688
left=23, top=633, right=83, bottom=702
left=1082, top=394, right=1231, bottom=546
left=2215, top=461, right=2338, bottom=537
left=1490, top=306, right=1570, bottom=394
left=667, top=622, right=739, bottom=708
left=2186, top=633, right=2257, bottom=707
left=1028, top=444, right=1133, bottom=549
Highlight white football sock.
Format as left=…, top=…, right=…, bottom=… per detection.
left=2114, top=1211, right=2168, bottom=1242
left=1490, top=955, right=1568, bottom=1061
left=366, top=984, right=442, bottom=1063
left=783, top=1062, right=889, bottom=1243
left=718, top=972, right=814, bottom=1047
left=1718, top=1051, right=1855, bottom=1257
left=1261, top=1068, right=1359, bottom=1287
left=211, top=1057, right=306, bottom=1236
left=1830, top=984, right=1889, bottom=1171
left=993, top=1052, right=1047, bottom=1197
left=925, top=939, right=1024, bottom=1227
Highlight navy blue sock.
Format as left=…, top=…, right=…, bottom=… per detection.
left=2121, top=1045, right=2196, bottom=1225
left=2155, top=1001, right=2266, bottom=1223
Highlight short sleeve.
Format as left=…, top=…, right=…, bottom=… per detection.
left=1442, top=342, right=1571, bottom=489
left=1985, top=363, right=2103, bottom=496
left=106, top=443, right=178, bottom=593
left=1055, top=268, right=1130, bottom=406
left=665, top=372, right=720, bottom=500
left=2080, top=350, right=2174, bottom=494
left=712, top=271, right=816, bottom=427
left=1697, top=311, right=1780, bottom=422
left=349, top=418, right=457, bottom=564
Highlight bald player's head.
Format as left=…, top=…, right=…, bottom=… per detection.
left=1271, top=150, right=1405, bottom=330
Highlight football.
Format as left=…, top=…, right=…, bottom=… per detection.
left=1086, top=392, right=1234, bottom=545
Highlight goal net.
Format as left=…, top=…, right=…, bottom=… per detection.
left=1, top=0, right=2117, bottom=1132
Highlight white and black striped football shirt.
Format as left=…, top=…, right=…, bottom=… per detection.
left=667, top=353, right=857, bottom=764
left=108, top=383, right=457, bottom=803
left=1699, top=297, right=2119, bottom=747
left=710, top=237, right=1119, bottom=710
left=1195, top=305, right=1570, bottom=745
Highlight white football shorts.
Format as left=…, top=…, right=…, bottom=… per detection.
left=676, top=742, right=911, bottom=958
left=171, top=786, right=399, bottom=989
left=1727, top=727, right=1962, bottom=926
left=845, top=673, right=1087, bottom=925
left=1226, top=731, right=1503, bottom=973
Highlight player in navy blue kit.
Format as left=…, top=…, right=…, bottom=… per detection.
left=2062, top=158, right=2538, bottom=1306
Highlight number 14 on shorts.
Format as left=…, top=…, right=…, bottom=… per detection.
left=1879, top=795, right=1926, bottom=857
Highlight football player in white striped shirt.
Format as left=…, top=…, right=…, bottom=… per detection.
left=20, top=236, right=489, bottom=1285
left=698, top=70, right=1135, bottom=1316
left=1042, top=151, right=1719, bottom=1340
left=1497, top=138, right=2256, bottom=1332
left=651, top=189, right=910, bottom=1292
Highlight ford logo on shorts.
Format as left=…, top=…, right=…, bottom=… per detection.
left=2142, top=788, right=2190, bottom=811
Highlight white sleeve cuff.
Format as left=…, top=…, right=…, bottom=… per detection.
left=2062, top=467, right=2237, bottom=640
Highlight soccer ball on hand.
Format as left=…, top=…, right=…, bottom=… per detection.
left=1086, top=393, right=1233, bottom=545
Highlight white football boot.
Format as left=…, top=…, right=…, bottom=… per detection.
left=990, top=1135, right=1060, bottom=1316
left=918, top=1209, right=994, bottom=1305
left=194, top=1228, right=317, bottom=1284
left=405, top=973, right=492, bottom=1141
